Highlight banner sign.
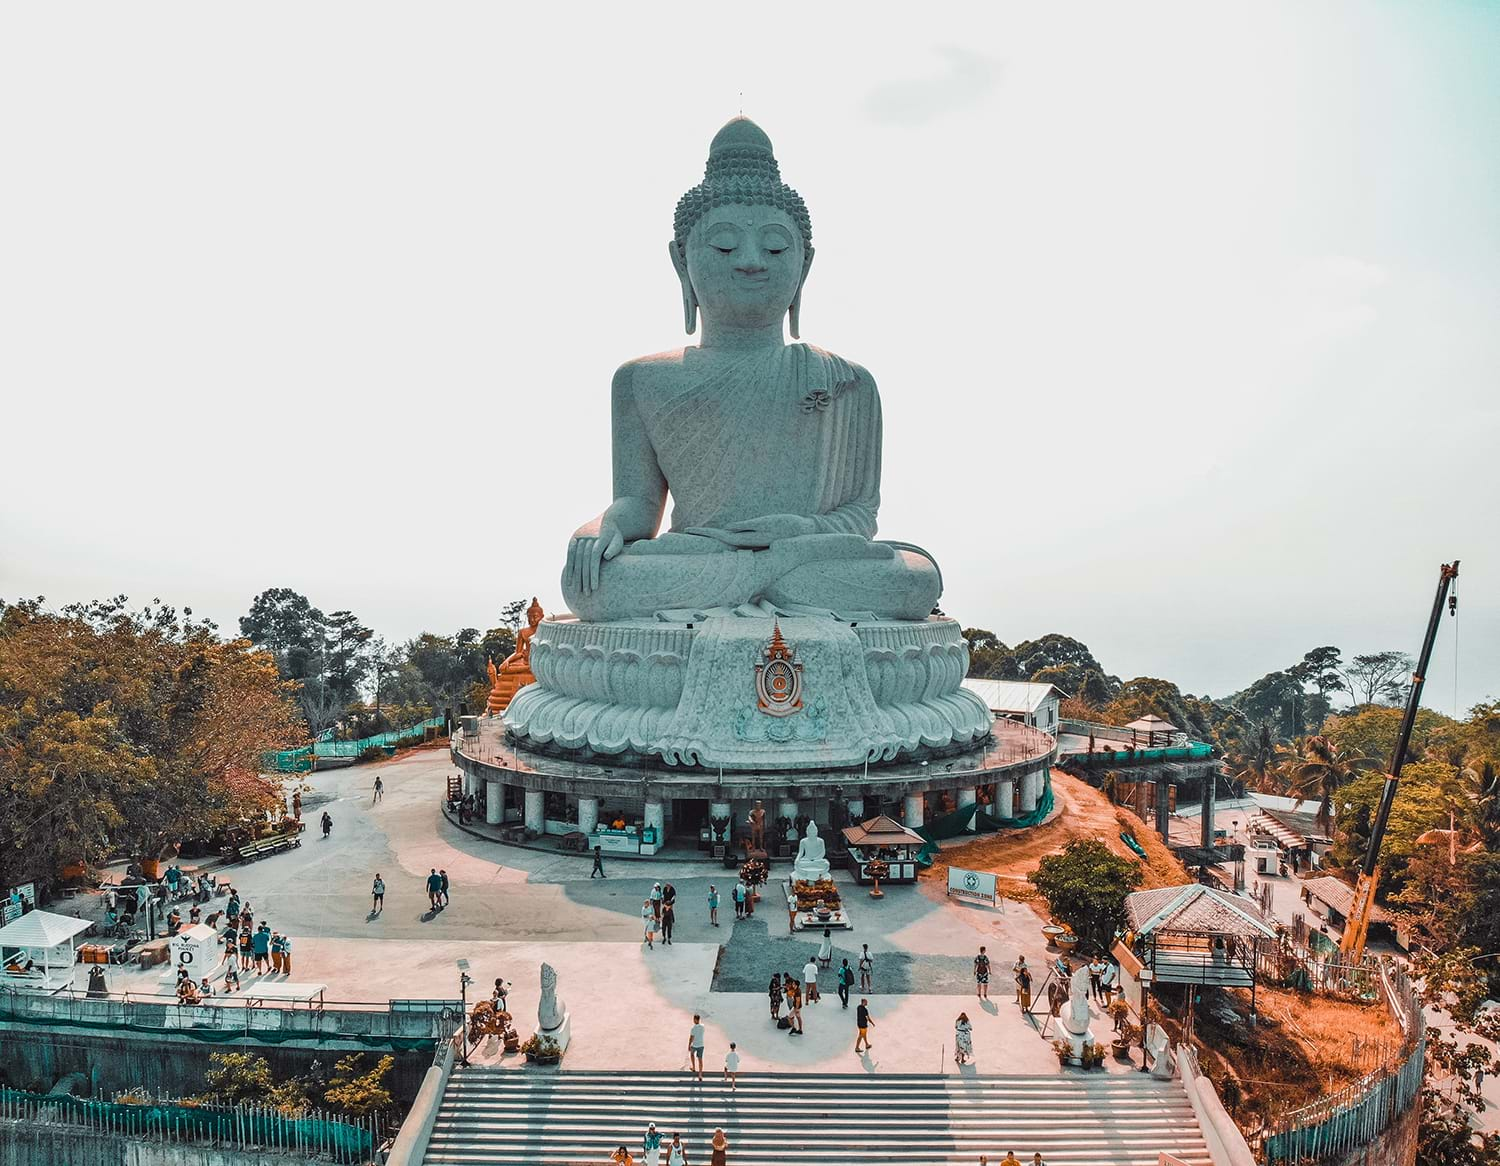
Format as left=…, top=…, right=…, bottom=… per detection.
left=947, top=866, right=998, bottom=905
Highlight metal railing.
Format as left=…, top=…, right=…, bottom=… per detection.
left=1, top=986, right=455, bottom=1045
left=1250, top=961, right=1425, bottom=1163
left=0, top=1086, right=382, bottom=1164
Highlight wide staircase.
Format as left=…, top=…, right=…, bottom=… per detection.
left=422, top=1069, right=1213, bottom=1165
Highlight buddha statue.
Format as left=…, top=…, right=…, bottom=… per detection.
left=791, top=819, right=831, bottom=884
left=561, top=116, right=942, bottom=623
left=488, top=598, right=545, bottom=713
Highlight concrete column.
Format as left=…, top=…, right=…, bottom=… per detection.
left=957, top=787, right=978, bottom=831
left=485, top=780, right=503, bottom=826
left=903, top=793, right=925, bottom=829
left=1020, top=770, right=1040, bottom=814
left=995, top=779, right=1015, bottom=820
left=1200, top=770, right=1218, bottom=849
left=524, top=789, right=545, bottom=834
left=644, top=799, right=665, bottom=843
left=1155, top=780, right=1172, bottom=841
left=577, top=796, right=599, bottom=836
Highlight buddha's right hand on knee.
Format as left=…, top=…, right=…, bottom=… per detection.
left=565, top=518, right=626, bottom=595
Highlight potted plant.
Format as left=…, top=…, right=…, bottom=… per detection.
left=1054, top=929, right=1080, bottom=955
left=1082, top=1040, right=1106, bottom=1069
left=740, top=858, right=769, bottom=905
left=1041, top=922, right=1066, bottom=948
left=1051, top=1039, right=1072, bottom=1066
left=866, top=858, right=890, bottom=899
left=1112, top=1023, right=1140, bottom=1059
left=521, top=1034, right=562, bottom=1065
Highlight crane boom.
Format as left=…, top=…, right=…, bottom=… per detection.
left=1340, top=560, right=1459, bottom=958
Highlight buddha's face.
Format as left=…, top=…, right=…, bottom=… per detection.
left=681, top=203, right=806, bottom=330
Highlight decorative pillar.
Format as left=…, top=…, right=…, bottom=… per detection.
left=1020, top=770, right=1040, bottom=814
left=644, top=799, right=665, bottom=843
left=778, top=798, right=800, bottom=835
left=903, top=793, right=925, bottom=829
left=957, top=787, right=978, bottom=832
left=846, top=797, right=865, bottom=823
left=577, top=796, right=599, bottom=836
left=1200, top=770, right=1218, bottom=849
left=485, top=780, right=503, bottom=826
left=524, top=789, right=545, bottom=834
left=994, top=778, right=1015, bottom=820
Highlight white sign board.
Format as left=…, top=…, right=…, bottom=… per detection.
left=171, top=924, right=219, bottom=976
left=947, top=866, right=998, bottom=906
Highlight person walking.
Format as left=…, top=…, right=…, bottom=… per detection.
left=836, top=958, right=854, bottom=1008
left=591, top=845, right=606, bottom=878
left=666, top=1133, right=688, bottom=1166
left=651, top=882, right=663, bottom=923
left=723, top=1043, right=739, bottom=1091
left=854, top=998, right=873, bottom=1052
left=280, top=933, right=292, bottom=976
left=492, top=977, right=510, bottom=1011
left=858, top=944, right=874, bottom=992
left=707, top=885, right=719, bottom=926
left=371, top=875, right=385, bottom=914
left=642, top=900, right=657, bottom=949
left=710, top=1128, right=729, bottom=1166
left=219, top=920, right=238, bottom=967
left=785, top=977, right=803, bottom=1035
left=1031, top=1154, right=1047, bottom=1166
left=1016, top=961, right=1033, bottom=1011
left=732, top=881, right=746, bottom=920
left=802, top=956, right=820, bottom=1003
left=226, top=891, right=240, bottom=928
left=661, top=898, right=676, bottom=945
left=687, top=1015, right=705, bottom=1082
left=373, top=774, right=384, bottom=802
left=320, top=811, right=332, bottom=839
left=642, top=1123, right=662, bottom=1166
left=769, top=973, right=783, bottom=1023
left=954, top=1011, right=974, bottom=1065
left=974, top=946, right=991, bottom=1000
left=1099, top=959, right=1118, bottom=1004
left=999, top=1153, right=1022, bottom=1166
left=426, top=869, right=442, bottom=911
left=662, top=882, right=676, bottom=916
left=439, top=869, right=451, bottom=908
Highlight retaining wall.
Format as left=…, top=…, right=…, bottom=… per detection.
left=0, top=1120, right=321, bottom=1166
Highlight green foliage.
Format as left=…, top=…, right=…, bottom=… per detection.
left=1028, top=839, right=1142, bottom=952
left=1323, top=706, right=1455, bottom=769
left=961, top=630, right=1119, bottom=703
left=200, top=1052, right=274, bottom=1105
left=0, top=597, right=300, bottom=885
left=1330, top=761, right=1450, bottom=888
left=239, top=588, right=373, bottom=733
left=1285, top=734, right=1382, bottom=835
left=1336, top=650, right=1414, bottom=707
left=321, top=1054, right=393, bottom=1117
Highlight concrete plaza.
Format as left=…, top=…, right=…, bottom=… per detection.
left=88, top=746, right=1132, bottom=1078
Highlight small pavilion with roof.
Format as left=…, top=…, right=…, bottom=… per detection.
left=842, top=814, right=925, bottom=884
left=1125, top=715, right=1181, bottom=748
left=0, top=909, right=93, bottom=992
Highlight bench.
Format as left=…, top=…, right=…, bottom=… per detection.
left=222, top=833, right=301, bottom=864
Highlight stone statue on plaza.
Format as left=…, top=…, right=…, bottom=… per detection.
left=748, top=801, right=767, bottom=851
left=489, top=598, right=545, bottom=714
left=792, top=819, right=831, bottom=883
left=534, top=961, right=571, bottom=1052
left=1060, top=959, right=1098, bottom=1060
left=561, top=117, right=941, bottom=624
left=503, top=116, right=993, bottom=770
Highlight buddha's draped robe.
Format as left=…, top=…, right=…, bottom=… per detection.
left=636, top=343, right=881, bottom=538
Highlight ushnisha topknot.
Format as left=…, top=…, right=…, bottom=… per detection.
left=673, top=117, right=812, bottom=255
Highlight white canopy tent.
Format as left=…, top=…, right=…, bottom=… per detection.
left=0, top=910, right=92, bottom=992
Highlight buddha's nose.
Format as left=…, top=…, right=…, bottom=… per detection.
left=735, top=258, right=768, bottom=276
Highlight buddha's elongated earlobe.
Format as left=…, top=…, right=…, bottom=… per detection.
left=668, top=240, right=698, bottom=335
left=789, top=246, right=815, bottom=340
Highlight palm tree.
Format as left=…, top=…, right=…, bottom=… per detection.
left=1287, top=734, right=1380, bottom=834
left=1232, top=721, right=1291, bottom=794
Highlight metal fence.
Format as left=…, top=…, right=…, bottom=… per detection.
left=0, top=1086, right=382, bottom=1164
left=1, top=986, right=455, bottom=1048
left=1251, top=961, right=1426, bottom=1164
left=264, top=717, right=446, bottom=773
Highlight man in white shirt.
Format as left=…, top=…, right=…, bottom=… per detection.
left=802, top=957, right=820, bottom=1003
left=723, top=1041, right=740, bottom=1090
left=687, top=1014, right=706, bottom=1081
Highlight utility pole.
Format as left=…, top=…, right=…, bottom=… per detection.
left=1341, top=560, right=1459, bottom=959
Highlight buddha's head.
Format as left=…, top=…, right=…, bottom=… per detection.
left=672, top=118, right=814, bottom=338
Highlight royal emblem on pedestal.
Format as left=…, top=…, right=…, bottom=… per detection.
left=755, top=620, right=804, bottom=717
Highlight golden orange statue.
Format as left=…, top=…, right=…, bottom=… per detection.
left=487, top=597, right=545, bottom=714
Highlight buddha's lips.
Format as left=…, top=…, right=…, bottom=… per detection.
left=733, top=272, right=769, bottom=284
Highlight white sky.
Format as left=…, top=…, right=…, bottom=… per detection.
left=2, top=2, right=1496, bottom=710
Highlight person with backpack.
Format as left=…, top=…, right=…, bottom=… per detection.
left=320, top=811, right=332, bottom=839
left=371, top=874, right=385, bottom=914
left=836, top=958, right=855, bottom=1008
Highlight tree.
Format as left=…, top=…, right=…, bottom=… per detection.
left=1323, top=706, right=1454, bottom=769
left=1329, top=760, right=1449, bottom=889
left=322, top=610, right=373, bottom=705
left=1285, top=734, right=1381, bottom=835
left=1336, top=650, right=1415, bottom=707
left=1028, top=839, right=1143, bottom=951
left=1231, top=721, right=1289, bottom=793
left=961, top=628, right=1010, bottom=679
left=322, top=1054, right=394, bottom=1117
left=1292, top=645, right=1345, bottom=699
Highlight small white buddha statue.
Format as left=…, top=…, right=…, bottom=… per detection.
left=792, top=820, right=831, bottom=883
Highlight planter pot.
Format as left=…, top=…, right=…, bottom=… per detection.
left=1041, top=924, right=1066, bottom=948
left=525, top=1052, right=560, bottom=1065
left=1055, top=933, right=1080, bottom=954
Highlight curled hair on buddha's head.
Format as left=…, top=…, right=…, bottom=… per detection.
left=672, top=117, right=813, bottom=257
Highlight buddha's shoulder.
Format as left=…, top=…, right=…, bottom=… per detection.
left=611, top=349, right=691, bottom=395
left=801, top=344, right=877, bottom=393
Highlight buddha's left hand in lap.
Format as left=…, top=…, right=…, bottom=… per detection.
left=681, top=513, right=817, bottom=549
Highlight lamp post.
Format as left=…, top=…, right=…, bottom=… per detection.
left=456, top=958, right=473, bottom=1066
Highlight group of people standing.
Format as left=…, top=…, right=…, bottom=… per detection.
left=193, top=888, right=293, bottom=995
left=641, top=881, right=680, bottom=947
left=612, top=1123, right=729, bottom=1166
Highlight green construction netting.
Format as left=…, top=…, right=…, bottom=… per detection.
left=0, top=1087, right=373, bottom=1161
left=915, top=769, right=1056, bottom=865
left=1060, top=741, right=1214, bottom=763
left=263, top=716, right=446, bottom=773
